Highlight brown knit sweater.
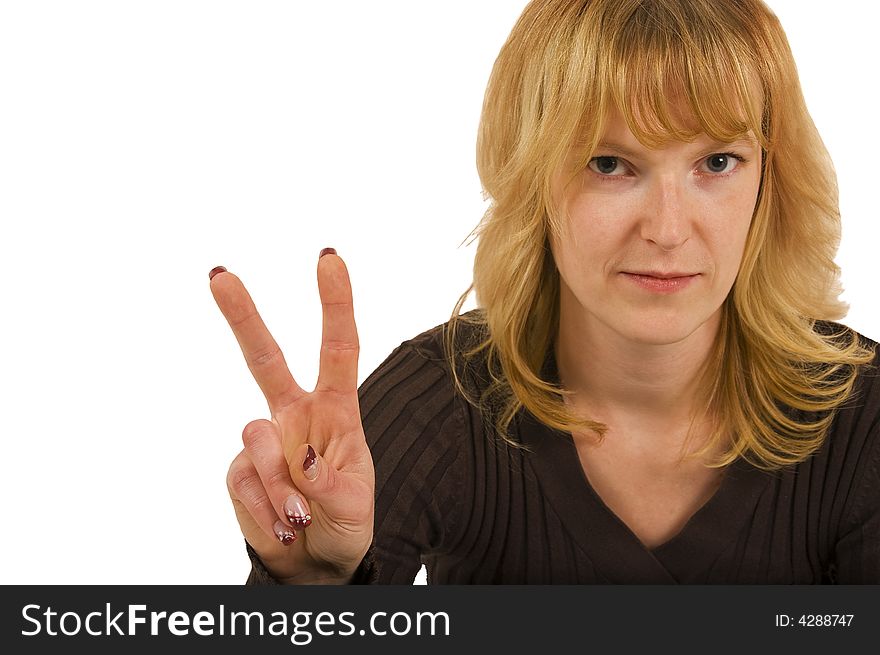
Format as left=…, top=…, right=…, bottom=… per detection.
left=247, top=315, right=880, bottom=584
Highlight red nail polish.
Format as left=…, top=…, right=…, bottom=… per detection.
left=319, top=248, right=336, bottom=258
left=273, top=520, right=297, bottom=546
left=303, top=444, right=318, bottom=480
left=209, top=266, right=227, bottom=280
left=284, top=493, right=312, bottom=529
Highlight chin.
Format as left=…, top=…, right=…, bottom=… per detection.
left=613, top=309, right=709, bottom=346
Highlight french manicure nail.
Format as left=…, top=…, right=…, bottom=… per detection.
left=273, top=520, right=297, bottom=546
left=284, top=493, right=312, bottom=529
left=319, top=247, right=336, bottom=258
left=208, top=265, right=227, bottom=280
left=303, top=444, right=318, bottom=481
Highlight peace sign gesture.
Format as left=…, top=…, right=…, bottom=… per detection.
left=210, top=249, right=374, bottom=584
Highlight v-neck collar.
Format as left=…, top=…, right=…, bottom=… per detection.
left=514, top=345, right=772, bottom=583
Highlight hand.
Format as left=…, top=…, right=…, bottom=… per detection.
left=209, top=251, right=374, bottom=584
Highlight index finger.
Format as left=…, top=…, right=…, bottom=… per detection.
left=209, top=268, right=305, bottom=413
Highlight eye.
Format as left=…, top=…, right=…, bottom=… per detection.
left=699, top=152, right=746, bottom=175
left=587, top=156, right=631, bottom=177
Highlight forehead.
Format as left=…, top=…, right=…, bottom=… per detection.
left=598, top=102, right=759, bottom=152
left=596, top=75, right=764, bottom=150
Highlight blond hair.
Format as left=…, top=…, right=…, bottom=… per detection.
left=445, top=0, right=875, bottom=471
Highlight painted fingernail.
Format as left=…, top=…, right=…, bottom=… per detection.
left=208, top=266, right=227, bottom=280
left=319, top=247, right=336, bottom=258
left=273, top=520, right=297, bottom=546
left=303, top=444, right=318, bottom=481
left=283, top=493, right=312, bottom=529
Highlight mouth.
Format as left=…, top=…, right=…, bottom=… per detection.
left=623, top=271, right=699, bottom=279
left=620, top=271, right=700, bottom=294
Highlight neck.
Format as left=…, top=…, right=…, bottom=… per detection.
left=554, top=292, right=721, bottom=428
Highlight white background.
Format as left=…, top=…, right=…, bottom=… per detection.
left=0, top=1, right=876, bottom=584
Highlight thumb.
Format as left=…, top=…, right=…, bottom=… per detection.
left=290, top=442, right=339, bottom=502
left=289, top=443, right=372, bottom=525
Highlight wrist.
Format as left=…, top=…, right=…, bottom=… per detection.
left=261, top=554, right=361, bottom=586
left=276, top=570, right=355, bottom=585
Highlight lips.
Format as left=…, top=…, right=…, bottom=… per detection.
left=624, top=271, right=698, bottom=279
left=620, top=271, right=700, bottom=294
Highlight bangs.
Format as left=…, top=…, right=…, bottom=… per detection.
left=586, top=0, right=770, bottom=152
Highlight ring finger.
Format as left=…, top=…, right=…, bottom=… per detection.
left=241, top=418, right=313, bottom=530
left=227, top=449, right=298, bottom=546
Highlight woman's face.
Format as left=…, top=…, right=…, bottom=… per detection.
left=550, top=106, right=763, bottom=346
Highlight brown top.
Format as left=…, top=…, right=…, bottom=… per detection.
left=247, top=315, right=880, bottom=584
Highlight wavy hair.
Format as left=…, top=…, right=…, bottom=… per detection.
left=444, top=0, right=875, bottom=471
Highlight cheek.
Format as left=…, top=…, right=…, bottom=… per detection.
left=555, top=194, right=634, bottom=260
left=701, top=181, right=759, bottom=273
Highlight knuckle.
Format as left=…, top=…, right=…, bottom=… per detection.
left=227, top=466, right=263, bottom=499
left=250, top=493, right=274, bottom=517
left=241, top=420, right=273, bottom=449
left=321, top=340, right=359, bottom=352
left=249, top=345, right=282, bottom=368
left=265, top=468, right=292, bottom=492
left=227, top=307, right=257, bottom=329
left=226, top=452, right=248, bottom=490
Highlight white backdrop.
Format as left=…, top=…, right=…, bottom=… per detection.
left=0, top=1, right=876, bottom=585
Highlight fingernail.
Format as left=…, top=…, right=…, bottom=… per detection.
left=319, top=247, right=336, bottom=259
left=209, top=266, right=227, bottom=280
left=273, top=520, right=297, bottom=546
left=303, top=444, right=318, bottom=481
left=283, top=492, right=312, bottom=529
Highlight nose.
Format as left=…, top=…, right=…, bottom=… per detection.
left=639, top=174, right=691, bottom=251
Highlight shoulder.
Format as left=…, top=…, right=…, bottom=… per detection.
left=357, top=311, right=487, bottom=447
left=813, top=318, right=878, bottom=348
left=812, top=319, right=880, bottom=404
left=813, top=319, right=880, bottom=434
left=359, top=310, right=487, bottom=404
left=357, top=321, right=447, bottom=410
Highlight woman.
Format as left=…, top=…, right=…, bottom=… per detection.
left=210, top=0, right=879, bottom=583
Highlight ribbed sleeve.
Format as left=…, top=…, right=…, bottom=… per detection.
left=245, top=541, right=280, bottom=585
left=245, top=541, right=380, bottom=585
left=358, top=339, right=466, bottom=584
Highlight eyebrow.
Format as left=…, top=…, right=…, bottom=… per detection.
left=595, top=138, right=758, bottom=159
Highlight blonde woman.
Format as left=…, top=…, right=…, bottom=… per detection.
left=210, top=0, right=879, bottom=584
